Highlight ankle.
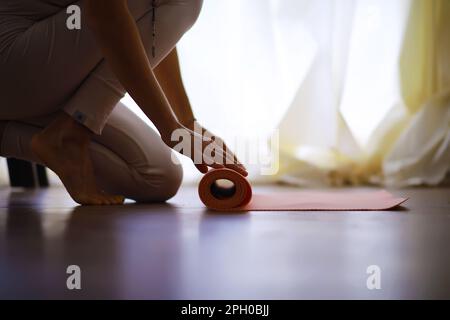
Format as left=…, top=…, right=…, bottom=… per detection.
left=45, top=113, right=92, bottom=146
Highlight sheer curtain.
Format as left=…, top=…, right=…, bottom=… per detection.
left=272, top=0, right=450, bottom=187
left=147, top=0, right=448, bottom=186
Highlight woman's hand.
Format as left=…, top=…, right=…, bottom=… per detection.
left=162, top=121, right=248, bottom=177
left=190, top=121, right=247, bottom=176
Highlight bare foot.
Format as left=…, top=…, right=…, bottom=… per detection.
left=31, top=113, right=124, bottom=205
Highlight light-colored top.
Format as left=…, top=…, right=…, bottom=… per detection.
left=0, top=0, right=76, bottom=54
left=0, top=0, right=76, bottom=19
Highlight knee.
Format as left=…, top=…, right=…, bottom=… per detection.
left=159, top=155, right=184, bottom=201
left=186, top=0, right=203, bottom=28
left=170, top=0, right=203, bottom=31
left=135, top=153, right=184, bottom=203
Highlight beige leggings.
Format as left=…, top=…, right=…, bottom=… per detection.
left=0, top=0, right=203, bottom=202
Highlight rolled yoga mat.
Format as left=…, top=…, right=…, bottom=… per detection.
left=198, top=168, right=408, bottom=212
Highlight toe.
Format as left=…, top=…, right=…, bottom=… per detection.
left=100, top=196, right=112, bottom=205
left=113, top=195, right=125, bottom=204
left=100, top=192, right=124, bottom=205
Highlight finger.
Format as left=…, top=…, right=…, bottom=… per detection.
left=223, top=150, right=247, bottom=175
left=199, top=131, right=235, bottom=168
left=237, top=162, right=248, bottom=173
left=210, top=163, right=225, bottom=170
left=210, top=144, right=235, bottom=167
left=221, top=145, right=237, bottom=166
left=220, top=142, right=243, bottom=168
left=230, top=151, right=246, bottom=170
left=205, top=155, right=246, bottom=176
left=221, top=151, right=248, bottom=176
left=225, top=163, right=248, bottom=177
left=230, top=154, right=247, bottom=173
left=198, top=128, right=243, bottom=169
left=195, top=164, right=209, bottom=174
left=210, top=146, right=247, bottom=176
left=211, top=147, right=248, bottom=176
left=200, top=138, right=246, bottom=174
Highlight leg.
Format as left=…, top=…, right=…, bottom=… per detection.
left=92, top=103, right=184, bottom=202
left=0, top=103, right=183, bottom=203
left=0, top=0, right=201, bottom=204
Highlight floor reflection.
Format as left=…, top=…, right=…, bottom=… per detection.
left=0, top=189, right=187, bottom=299
left=1, top=187, right=450, bottom=299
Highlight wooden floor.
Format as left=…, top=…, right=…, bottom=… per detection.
left=0, top=185, right=449, bottom=299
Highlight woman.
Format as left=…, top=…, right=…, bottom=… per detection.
left=0, top=0, right=246, bottom=205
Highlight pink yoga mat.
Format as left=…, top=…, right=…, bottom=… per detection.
left=198, top=169, right=408, bottom=212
